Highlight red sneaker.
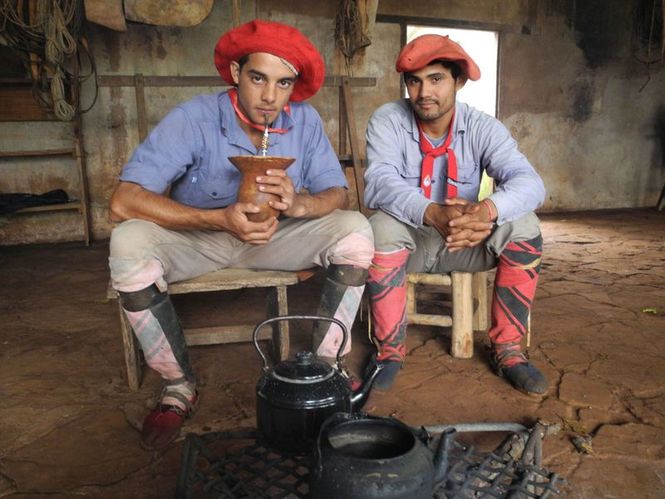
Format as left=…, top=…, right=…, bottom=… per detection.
left=140, top=391, right=198, bottom=450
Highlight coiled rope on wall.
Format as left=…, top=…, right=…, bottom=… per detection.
left=0, top=0, right=94, bottom=121
left=334, top=0, right=372, bottom=68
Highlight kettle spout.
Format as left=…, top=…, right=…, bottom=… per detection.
left=433, top=428, right=457, bottom=485
left=350, top=362, right=384, bottom=411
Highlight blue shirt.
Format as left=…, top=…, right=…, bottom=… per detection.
left=364, top=99, right=545, bottom=226
left=120, top=91, right=347, bottom=209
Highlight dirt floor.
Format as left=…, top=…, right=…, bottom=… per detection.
left=1, top=208, right=664, bottom=498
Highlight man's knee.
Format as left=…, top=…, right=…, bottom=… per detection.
left=110, top=219, right=157, bottom=259
left=333, top=209, right=371, bottom=232
left=328, top=210, right=374, bottom=269
left=488, top=212, right=542, bottom=256
left=109, top=220, right=166, bottom=292
left=369, top=211, right=412, bottom=252
left=505, top=212, right=541, bottom=241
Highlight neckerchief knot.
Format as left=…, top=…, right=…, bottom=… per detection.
left=416, top=110, right=458, bottom=199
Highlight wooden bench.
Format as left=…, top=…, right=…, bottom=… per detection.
left=107, top=268, right=310, bottom=391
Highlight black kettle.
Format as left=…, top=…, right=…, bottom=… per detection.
left=252, top=315, right=382, bottom=454
left=310, top=412, right=457, bottom=499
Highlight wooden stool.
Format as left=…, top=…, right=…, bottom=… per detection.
left=406, top=271, right=489, bottom=358
left=107, top=268, right=311, bottom=391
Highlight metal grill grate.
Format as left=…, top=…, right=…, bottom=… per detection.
left=176, top=424, right=564, bottom=499
left=438, top=440, right=564, bottom=498
left=177, top=430, right=309, bottom=498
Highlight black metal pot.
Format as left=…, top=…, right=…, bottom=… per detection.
left=309, top=412, right=456, bottom=499
left=253, top=315, right=381, bottom=454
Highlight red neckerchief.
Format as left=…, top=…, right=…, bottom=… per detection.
left=416, top=110, right=458, bottom=199
left=228, top=88, right=289, bottom=134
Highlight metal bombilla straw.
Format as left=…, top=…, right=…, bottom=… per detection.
left=260, top=115, right=269, bottom=156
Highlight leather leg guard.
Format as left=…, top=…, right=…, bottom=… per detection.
left=313, top=264, right=367, bottom=358
left=366, top=249, right=410, bottom=363
left=118, top=285, right=195, bottom=383
left=489, top=235, right=543, bottom=367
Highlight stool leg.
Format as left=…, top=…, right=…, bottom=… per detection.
left=117, top=300, right=142, bottom=391
left=472, top=271, right=489, bottom=331
left=268, top=285, right=290, bottom=361
left=451, top=272, right=473, bottom=359
left=406, top=279, right=416, bottom=322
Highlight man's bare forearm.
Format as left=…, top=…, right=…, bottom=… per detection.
left=109, top=181, right=226, bottom=231
left=289, top=186, right=348, bottom=218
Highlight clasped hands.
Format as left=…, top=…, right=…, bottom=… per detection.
left=222, top=169, right=297, bottom=245
left=423, top=197, right=496, bottom=253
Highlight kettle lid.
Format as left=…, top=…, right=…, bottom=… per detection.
left=273, top=351, right=335, bottom=383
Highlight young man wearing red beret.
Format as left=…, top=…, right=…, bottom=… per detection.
left=363, top=34, right=548, bottom=396
left=107, top=20, right=373, bottom=450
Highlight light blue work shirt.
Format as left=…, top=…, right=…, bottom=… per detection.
left=120, top=91, right=347, bottom=209
left=364, top=99, right=545, bottom=226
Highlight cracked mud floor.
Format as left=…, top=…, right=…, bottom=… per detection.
left=1, top=208, right=664, bottom=498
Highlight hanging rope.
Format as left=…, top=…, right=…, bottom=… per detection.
left=0, top=0, right=89, bottom=120
left=45, top=0, right=77, bottom=64
left=335, top=0, right=372, bottom=65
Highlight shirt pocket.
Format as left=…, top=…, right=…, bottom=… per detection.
left=399, top=149, right=423, bottom=187
left=454, top=157, right=480, bottom=186
left=399, top=171, right=422, bottom=188
left=452, top=157, right=481, bottom=200
left=200, top=167, right=239, bottom=205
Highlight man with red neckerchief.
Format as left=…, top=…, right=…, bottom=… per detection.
left=363, top=34, right=548, bottom=396
left=108, top=20, right=373, bottom=450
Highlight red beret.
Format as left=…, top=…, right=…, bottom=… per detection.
left=396, top=34, right=481, bottom=81
left=214, top=19, right=325, bottom=102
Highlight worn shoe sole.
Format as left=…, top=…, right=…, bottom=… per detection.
left=497, top=362, right=548, bottom=395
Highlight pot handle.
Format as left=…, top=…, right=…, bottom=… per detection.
left=252, top=314, right=349, bottom=369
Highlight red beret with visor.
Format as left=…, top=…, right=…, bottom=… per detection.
left=214, top=19, right=325, bottom=102
left=396, top=34, right=481, bottom=81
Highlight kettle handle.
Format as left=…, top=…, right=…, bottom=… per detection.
left=252, top=315, right=349, bottom=369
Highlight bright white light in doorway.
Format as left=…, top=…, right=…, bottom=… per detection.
left=407, top=26, right=498, bottom=117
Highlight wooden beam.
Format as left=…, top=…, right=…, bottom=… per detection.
left=408, top=313, right=453, bottom=327
left=13, top=202, right=82, bottom=214
left=72, top=62, right=92, bottom=246
left=376, top=14, right=515, bottom=33
left=134, top=74, right=148, bottom=142
left=341, top=77, right=366, bottom=214
left=0, top=149, right=75, bottom=158
left=97, top=75, right=376, bottom=88
left=407, top=273, right=452, bottom=286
